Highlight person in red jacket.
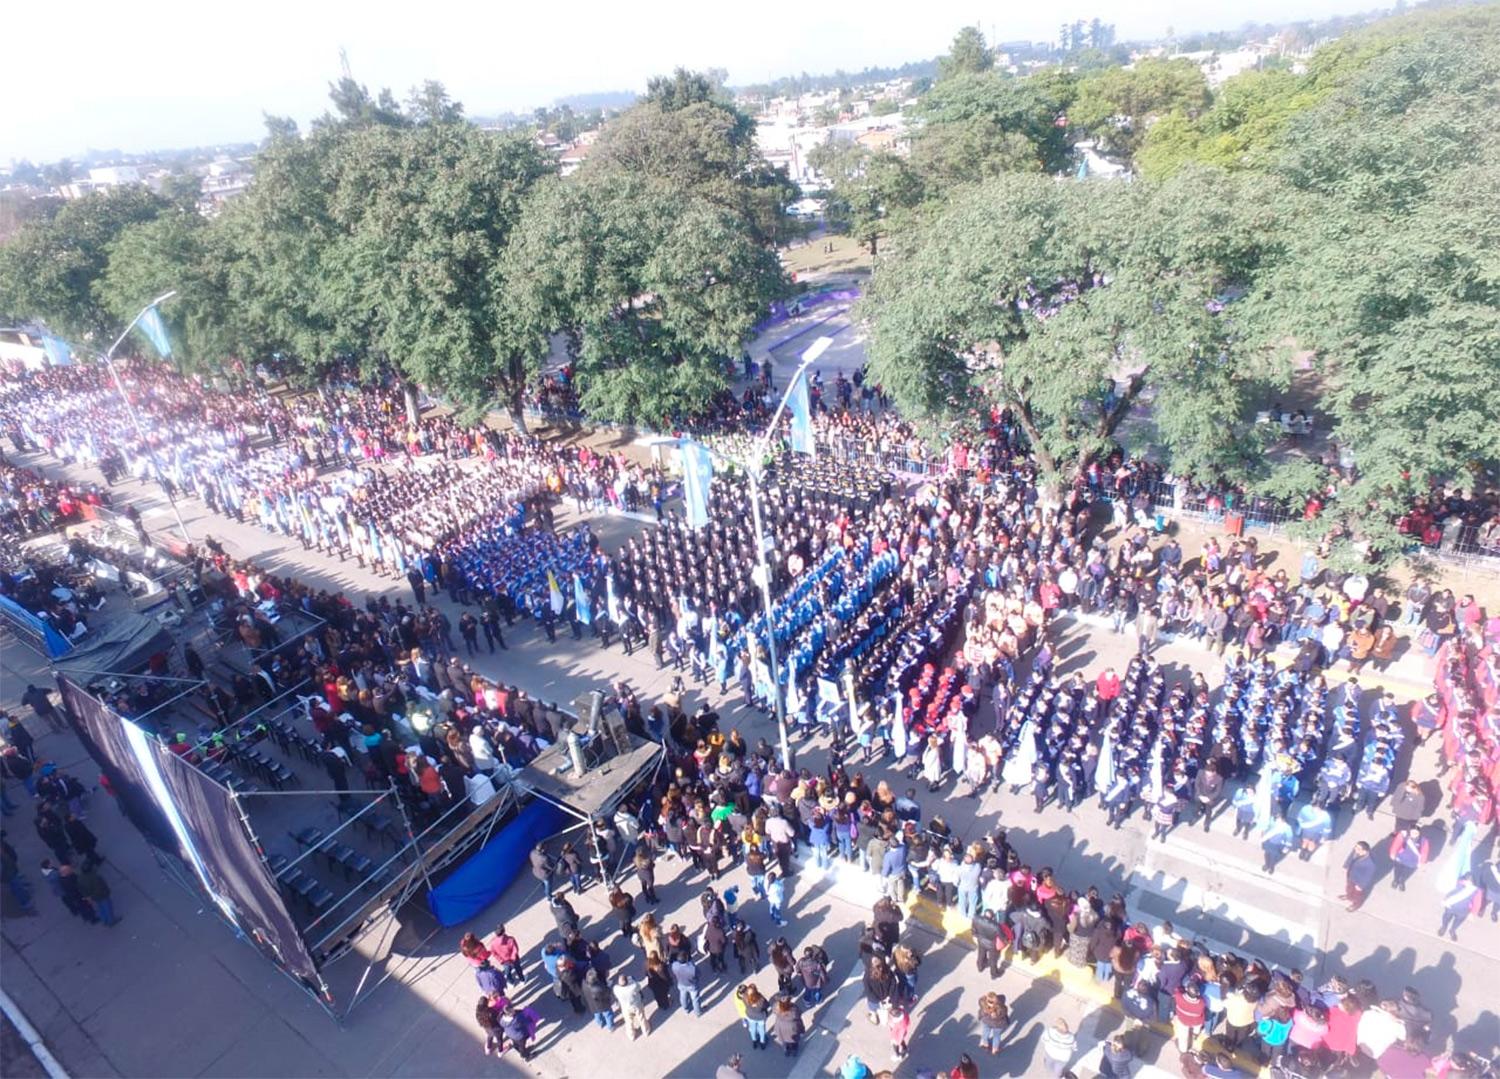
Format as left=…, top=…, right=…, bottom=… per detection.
left=1096, top=668, right=1122, bottom=705
left=1173, top=980, right=1207, bottom=1052
left=486, top=923, right=525, bottom=986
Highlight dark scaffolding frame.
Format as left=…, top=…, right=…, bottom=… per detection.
left=521, top=735, right=668, bottom=887
left=209, top=693, right=529, bottom=1023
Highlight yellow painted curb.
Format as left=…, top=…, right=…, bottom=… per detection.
left=900, top=893, right=1268, bottom=1074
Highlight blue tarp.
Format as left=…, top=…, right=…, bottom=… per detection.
left=0, top=595, right=73, bottom=658
left=427, top=798, right=567, bottom=927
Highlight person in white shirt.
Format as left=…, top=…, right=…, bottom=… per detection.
left=1357, top=1000, right=1406, bottom=1059
left=981, top=873, right=1008, bottom=915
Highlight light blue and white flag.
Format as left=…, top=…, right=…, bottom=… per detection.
left=788, top=369, right=814, bottom=456
left=606, top=574, right=623, bottom=624
left=137, top=305, right=173, bottom=358
left=1094, top=730, right=1116, bottom=792
left=40, top=334, right=73, bottom=366
left=573, top=574, right=593, bottom=625
left=680, top=440, right=713, bottom=529
left=1434, top=819, right=1476, bottom=894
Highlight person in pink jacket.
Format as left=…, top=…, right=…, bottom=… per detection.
left=1289, top=1002, right=1329, bottom=1053
left=886, top=1001, right=912, bottom=1063
left=1388, top=828, right=1430, bottom=890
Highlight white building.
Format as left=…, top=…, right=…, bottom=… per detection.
left=87, top=165, right=141, bottom=186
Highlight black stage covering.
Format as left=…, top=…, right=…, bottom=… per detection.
left=525, top=738, right=665, bottom=820
left=58, top=674, right=177, bottom=853
left=53, top=613, right=174, bottom=680
left=57, top=674, right=322, bottom=985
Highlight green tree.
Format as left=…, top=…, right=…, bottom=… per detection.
left=1137, top=69, right=1319, bottom=178
left=809, top=143, right=923, bottom=256
left=1069, top=59, right=1210, bottom=162
left=1137, top=4, right=1500, bottom=180
left=1263, top=164, right=1500, bottom=562
left=41, top=160, right=74, bottom=187
left=587, top=74, right=797, bottom=246
left=8, top=161, right=43, bottom=186
left=909, top=70, right=1077, bottom=188
left=214, top=118, right=347, bottom=373
left=0, top=190, right=60, bottom=248
left=322, top=121, right=554, bottom=427
left=0, top=184, right=166, bottom=340
left=319, top=75, right=410, bottom=130
left=158, top=169, right=203, bottom=214
left=405, top=80, right=465, bottom=125
left=642, top=68, right=725, bottom=111
left=859, top=167, right=1296, bottom=496
left=99, top=210, right=244, bottom=370
left=1248, top=15, right=1500, bottom=561
left=504, top=172, right=787, bottom=427
left=940, top=26, right=994, bottom=80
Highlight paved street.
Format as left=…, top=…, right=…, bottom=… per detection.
left=2, top=450, right=1497, bottom=1077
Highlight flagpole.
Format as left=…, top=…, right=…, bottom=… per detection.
left=100, top=290, right=192, bottom=547
left=741, top=335, right=835, bottom=772
left=678, top=335, right=833, bottom=773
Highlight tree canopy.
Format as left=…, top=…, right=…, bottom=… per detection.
left=859, top=167, right=1297, bottom=495
left=98, top=208, right=245, bottom=370
left=1068, top=59, right=1209, bottom=163
left=585, top=72, right=797, bottom=246
left=908, top=70, right=1077, bottom=188
left=807, top=142, right=924, bottom=256
left=939, top=27, right=994, bottom=80
left=504, top=171, right=786, bottom=427
left=869, top=2, right=1500, bottom=563
left=0, top=185, right=168, bottom=340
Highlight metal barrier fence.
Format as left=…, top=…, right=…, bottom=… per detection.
left=1092, top=479, right=1300, bottom=536
left=1428, top=536, right=1500, bottom=573
left=818, top=434, right=950, bottom=477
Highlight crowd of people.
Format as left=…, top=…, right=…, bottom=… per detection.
left=5, top=353, right=1499, bottom=1076
left=444, top=665, right=1499, bottom=1076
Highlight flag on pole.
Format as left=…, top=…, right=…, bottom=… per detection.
left=573, top=574, right=593, bottom=625
left=680, top=441, right=713, bottom=529
left=1094, top=730, right=1116, bottom=793
left=1434, top=819, right=1476, bottom=894
left=548, top=570, right=565, bottom=615
left=606, top=574, right=623, bottom=624
left=1253, top=766, right=1277, bottom=833
left=137, top=305, right=173, bottom=359
left=1002, top=718, right=1037, bottom=788
left=40, top=334, right=73, bottom=366
left=788, top=369, right=815, bottom=456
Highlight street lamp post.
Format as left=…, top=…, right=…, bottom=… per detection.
left=99, top=290, right=192, bottom=547
left=724, top=335, right=834, bottom=772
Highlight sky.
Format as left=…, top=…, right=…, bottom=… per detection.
left=5, top=0, right=1388, bottom=163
